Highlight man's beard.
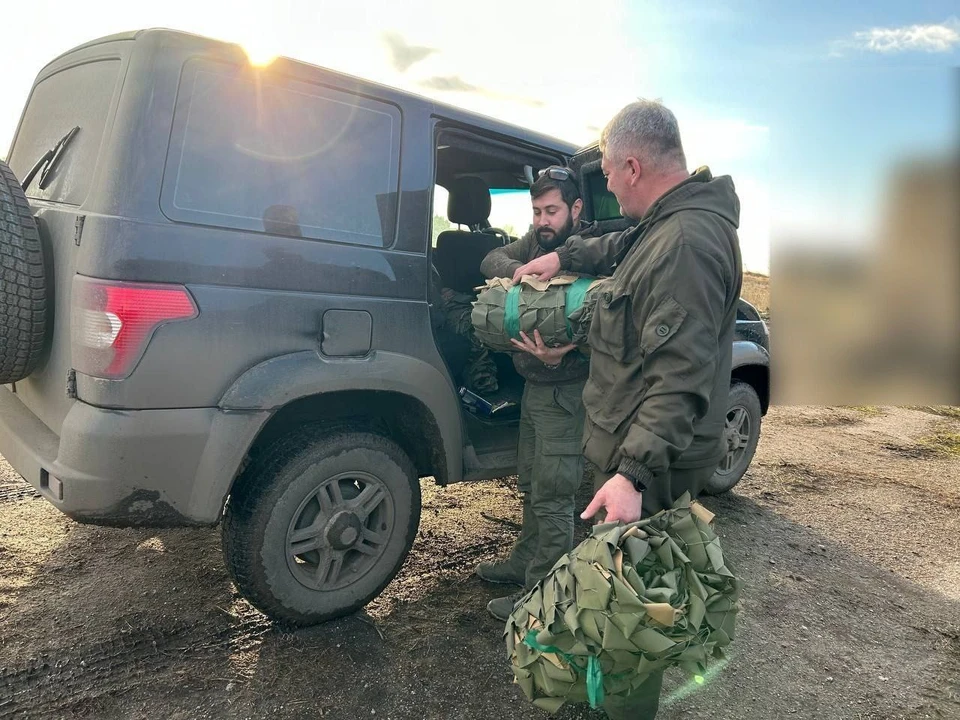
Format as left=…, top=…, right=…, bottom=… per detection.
left=535, top=214, right=575, bottom=251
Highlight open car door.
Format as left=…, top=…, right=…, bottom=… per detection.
left=568, top=143, right=634, bottom=234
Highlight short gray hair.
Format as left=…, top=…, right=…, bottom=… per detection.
left=600, top=100, right=687, bottom=172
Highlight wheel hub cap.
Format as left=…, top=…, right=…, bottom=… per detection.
left=285, top=472, right=396, bottom=592
left=326, top=511, right=363, bottom=550
left=726, top=427, right=741, bottom=451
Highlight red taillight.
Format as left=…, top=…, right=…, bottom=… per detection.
left=71, top=276, right=198, bottom=379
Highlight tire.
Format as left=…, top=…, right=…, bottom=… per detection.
left=222, top=427, right=421, bottom=626
left=0, top=159, right=47, bottom=383
left=703, top=382, right=762, bottom=495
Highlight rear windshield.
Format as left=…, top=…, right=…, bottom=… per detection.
left=162, top=60, right=402, bottom=247
left=7, top=59, right=121, bottom=205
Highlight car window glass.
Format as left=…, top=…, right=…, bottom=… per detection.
left=8, top=59, right=121, bottom=206
left=584, top=171, right=623, bottom=221
left=488, top=188, right=531, bottom=238
left=163, top=61, right=401, bottom=247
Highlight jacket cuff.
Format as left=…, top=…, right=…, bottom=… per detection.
left=617, top=458, right=655, bottom=492
left=555, top=244, right=572, bottom=271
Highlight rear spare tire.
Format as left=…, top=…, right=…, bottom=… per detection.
left=0, top=159, right=47, bottom=383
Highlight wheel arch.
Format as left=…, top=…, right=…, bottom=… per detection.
left=196, top=350, right=464, bottom=524
left=731, top=341, right=770, bottom=414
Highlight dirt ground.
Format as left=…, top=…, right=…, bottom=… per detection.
left=0, top=405, right=958, bottom=720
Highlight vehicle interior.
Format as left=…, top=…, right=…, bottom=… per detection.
left=429, top=129, right=564, bottom=446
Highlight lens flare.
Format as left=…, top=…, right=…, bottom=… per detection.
left=662, top=656, right=732, bottom=707
left=242, top=40, right=279, bottom=67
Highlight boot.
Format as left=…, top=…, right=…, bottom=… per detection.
left=475, top=494, right=537, bottom=586
left=475, top=559, right=526, bottom=585
left=486, top=591, right=526, bottom=622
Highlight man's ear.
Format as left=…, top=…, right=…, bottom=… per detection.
left=626, top=156, right=642, bottom=185
left=571, top=198, right=583, bottom=223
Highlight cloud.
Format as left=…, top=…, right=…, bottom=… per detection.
left=418, top=75, right=545, bottom=108
left=677, top=116, right=770, bottom=167
left=418, top=75, right=480, bottom=92
left=833, top=18, right=960, bottom=55
left=381, top=31, right=438, bottom=72
left=512, top=96, right=545, bottom=109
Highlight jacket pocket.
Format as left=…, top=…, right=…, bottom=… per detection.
left=640, top=295, right=687, bottom=354
left=588, top=287, right=638, bottom=363
left=582, top=375, right=646, bottom=435
left=581, top=418, right=622, bottom=474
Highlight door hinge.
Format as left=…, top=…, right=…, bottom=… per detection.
left=74, top=215, right=85, bottom=246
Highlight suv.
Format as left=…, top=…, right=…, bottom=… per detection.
left=0, top=29, right=769, bottom=625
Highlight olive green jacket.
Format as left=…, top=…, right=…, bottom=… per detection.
left=555, top=168, right=743, bottom=486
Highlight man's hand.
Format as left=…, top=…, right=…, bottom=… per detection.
left=512, top=252, right=561, bottom=284
left=581, top=474, right=643, bottom=524
left=510, top=329, right=576, bottom=366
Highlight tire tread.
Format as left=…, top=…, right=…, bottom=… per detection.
left=222, top=426, right=420, bottom=626
left=0, top=160, right=47, bottom=383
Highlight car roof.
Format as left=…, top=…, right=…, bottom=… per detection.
left=45, top=28, right=579, bottom=156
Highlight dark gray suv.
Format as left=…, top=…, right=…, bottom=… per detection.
left=0, top=29, right=769, bottom=625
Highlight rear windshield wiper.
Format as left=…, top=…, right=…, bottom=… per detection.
left=20, top=125, right=80, bottom=192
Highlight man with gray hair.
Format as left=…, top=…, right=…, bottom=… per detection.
left=512, top=100, right=743, bottom=720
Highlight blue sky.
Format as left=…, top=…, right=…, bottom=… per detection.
left=622, top=1, right=957, bottom=262
left=1, top=0, right=956, bottom=273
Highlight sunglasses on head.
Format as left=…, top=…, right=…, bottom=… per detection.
left=537, top=166, right=574, bottom=181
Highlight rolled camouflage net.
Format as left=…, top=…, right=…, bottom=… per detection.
left=471, top=275, right=610, bottom=353
left=505, top=493, right=739, bottom=714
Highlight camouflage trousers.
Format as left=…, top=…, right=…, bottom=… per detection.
left=508, top=380, right=586, bottom=588
left=441, top=289, right=498, bottom=395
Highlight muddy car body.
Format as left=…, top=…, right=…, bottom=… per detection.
left=0, top=29, right=769, bottom=624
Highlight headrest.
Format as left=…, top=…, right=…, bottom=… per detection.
left=447, top=176, right=491, bottom=226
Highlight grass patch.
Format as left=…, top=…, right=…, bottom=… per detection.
left=908, top=405, right=960, bottom=420
left=741, top=271, right=769, bottom=318
left=844, top=406, right=885, bottom=416
left=918, top=431, right=960, bottom=457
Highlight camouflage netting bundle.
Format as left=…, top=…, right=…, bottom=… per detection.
left=505, top=493, right=740, bottom=714
left=471, top=275, right=610, bottom=353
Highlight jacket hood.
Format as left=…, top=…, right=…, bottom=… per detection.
left=644, top=167, right=741, bottom=229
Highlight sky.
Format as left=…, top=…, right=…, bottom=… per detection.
left=1, top=1, right=957, bottom=274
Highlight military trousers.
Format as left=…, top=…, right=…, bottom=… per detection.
left=591, top=463, right=718, bottom=720
left=509, top=379, right=586, bottom=589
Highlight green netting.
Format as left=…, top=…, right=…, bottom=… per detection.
left=563, top=278, right=595, bottom=337
left=471, top=275, right=611, bottom=353
left=504, top=493, right=740, bottom=714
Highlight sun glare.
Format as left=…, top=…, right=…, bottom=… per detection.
left=242, top=40, right=279, bottom=67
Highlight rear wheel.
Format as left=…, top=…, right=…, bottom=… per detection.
left=703, top=382, right=762, bottom=495
left=0, top=159, right=47, bottom=383
left=222, top=427, right=421, bottom=626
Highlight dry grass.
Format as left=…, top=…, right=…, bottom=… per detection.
left=844, top=405, right=885, bottom=416
left=919, top=431, right=960, bottom=457
left=741, top=271, right=769, bottom=318
left=909, top=405, right=960, bottom=420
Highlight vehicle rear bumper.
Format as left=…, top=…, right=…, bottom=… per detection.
left=0, top=386, right=268, bottom=526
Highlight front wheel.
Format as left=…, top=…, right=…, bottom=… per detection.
left=222, top=428, right=421, bottom=626
left=703, top=382, right=762, bottom=495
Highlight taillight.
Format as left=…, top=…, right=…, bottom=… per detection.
left=71, top=276, right=198, bottom=379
